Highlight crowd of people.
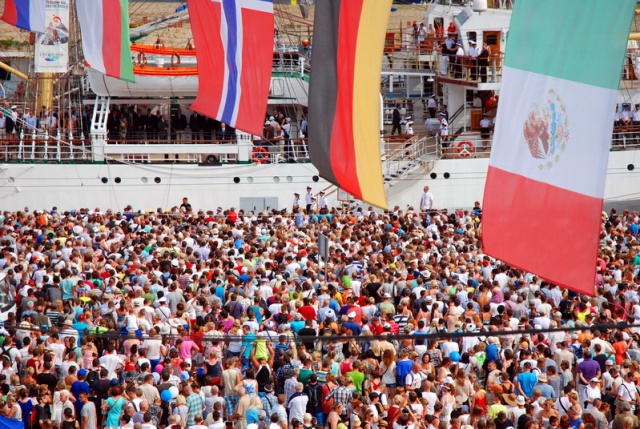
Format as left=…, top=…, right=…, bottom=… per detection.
left=0, top=199, right=638, bottom=429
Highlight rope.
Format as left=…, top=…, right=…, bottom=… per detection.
left=9, top=319, right=636, bottom=344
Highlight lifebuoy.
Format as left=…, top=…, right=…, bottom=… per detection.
left=252, top=147, right=269, bottom=164
left=171, top=52, right=181, bottom=68
left=205, top=154, right=219, bottom=164
left=137, top=52, right=147, bottom=66
left=457, top=141, right=474, bottom=157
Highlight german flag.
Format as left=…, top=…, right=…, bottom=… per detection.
left=308, top=0, right=391, bottom=209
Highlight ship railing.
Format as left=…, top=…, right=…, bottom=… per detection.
left=99, top=136, right=310, bottom=164
left=437, top=132, right=493, bottom=158
left=0, top=128, right=90, bottom=163
left=432, top=51, right=504, bottom=84
left=612, top=127, right=640, bottom=149
left=381, top=38, right=444, bottom=74
left=382, top=133, right=441, bottom=183
left=272, top=56, right=308, bottom=76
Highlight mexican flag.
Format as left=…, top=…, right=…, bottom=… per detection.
left=482, top=0, right=635, bottom=295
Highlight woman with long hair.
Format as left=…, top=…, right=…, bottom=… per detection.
left=439, top=383, right=456, bottom=424
left=102, top=385, right=127, bottom=429
left=470, top=381, right=488, bottom=415
left=379, top=349, right=397, bottom=398
left=454, top=369, right=473, bottom=408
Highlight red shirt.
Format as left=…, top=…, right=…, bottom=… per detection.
left=298, top=305, right=316, bottom=321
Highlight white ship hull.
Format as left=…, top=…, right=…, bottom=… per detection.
left=0, top=149, right=637, bottom=212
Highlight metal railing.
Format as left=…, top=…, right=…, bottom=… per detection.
left=101, top=136, right=310, bottom=164
left=381, top=40, right=442, bottom=73
left=272, top=56, right=309, bottom=76
left=0, top=129, right=91, bottom=162
left=433, top=51, right=504, bottom=84
left=382, top=134, right=441, bottom=183
left=439, top=133, right=493, bottom=158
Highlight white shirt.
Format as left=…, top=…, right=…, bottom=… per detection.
left=288, top=394, right=308, bottom=423
left=420, top=191, right=434, bottom=211
left=304, top=192, right=314, bottom=205
left=99, top=353, right=123, bottom=379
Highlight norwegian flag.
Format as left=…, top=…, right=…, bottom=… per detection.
left=187, top=0, right=274, bottom=135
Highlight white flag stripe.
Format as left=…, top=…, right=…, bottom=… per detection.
left=216, top=3, right=230, bottom=120
left=237, top=0, right=273, bottom=13
left=76, top=1, right=106, bottom=74
left=489, top=66, right=614, bottom=199
left=230, top=0, right=243, bottom=126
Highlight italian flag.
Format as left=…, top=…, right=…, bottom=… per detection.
left=76, top=0, right=134, bottom=83
left=482, top=0, right=635, bottom=295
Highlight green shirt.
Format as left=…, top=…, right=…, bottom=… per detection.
left=346, top=370, right=365, bottom=394
left=298, top=368, right=314, bottom=384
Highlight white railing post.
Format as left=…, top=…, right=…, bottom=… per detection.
left=30, top=130, right=35, bottom=160
left=68, top=130, right=74, bottom=160
left=56, top=129, right=61, bottom=162
left=81, top=133, right=87, bottom=160
left=17, top=130, right=23, bottom=160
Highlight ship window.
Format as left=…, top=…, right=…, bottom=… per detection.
left=466, top=90, right=475, bottom=103
left=485, top=33, right=498, bottom=46
left=467, top=31, right=477, bottom=43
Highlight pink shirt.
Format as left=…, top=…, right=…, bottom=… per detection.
left=179, top=338, right=196, bottom=360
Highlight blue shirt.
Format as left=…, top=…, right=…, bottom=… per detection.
left=486, top=344, right=500, bottom=362
left=70, top=381, right=91, bottom=412
left=246, top=407, right=260, bottom=424
left=290, top=320, right=305, bottom=334
left=215, top=285, right=225, bottom=301
left=397, top=359, right=413, bottom=383
left=341, top=321, right=361, bottom=336
left=534, top=383, right=556, bottom=399
left=242, top=333, right=256, bottom=357
left=61, top=278, right=75, bottom=300
left=517, top=372, right=538, bottom=397
left=72, top=322, right=90, bottom=339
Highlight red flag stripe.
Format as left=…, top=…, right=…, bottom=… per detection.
left=483, top=166, right=601, bottom=295
left=329, top=0, right=364, bottom=200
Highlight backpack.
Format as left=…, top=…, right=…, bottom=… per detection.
left=1, top=346, right=15, bottom=365
left=86, top=369, right=100, bottom=387
left=307, top=384, right=320, bottom=408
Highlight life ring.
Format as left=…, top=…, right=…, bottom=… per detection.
left=205, top=154, right=219, bottom=164
left=252, top=147, right=269, bottom=164
left=171, top=52, right=181, bottom=68
left=457, top=141, right=474, bottom=157
left=137, top=52, right=147, bottom=66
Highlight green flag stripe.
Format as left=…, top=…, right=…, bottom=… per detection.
left=505, top=0, right=636, bottom=90
left=120, top=0, right=135, bottom=83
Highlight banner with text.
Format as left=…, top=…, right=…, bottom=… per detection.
left=34, top=0, right=69, bottom=73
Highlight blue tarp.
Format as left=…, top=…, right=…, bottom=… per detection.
left=0, top=416, right=24, bottom=429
